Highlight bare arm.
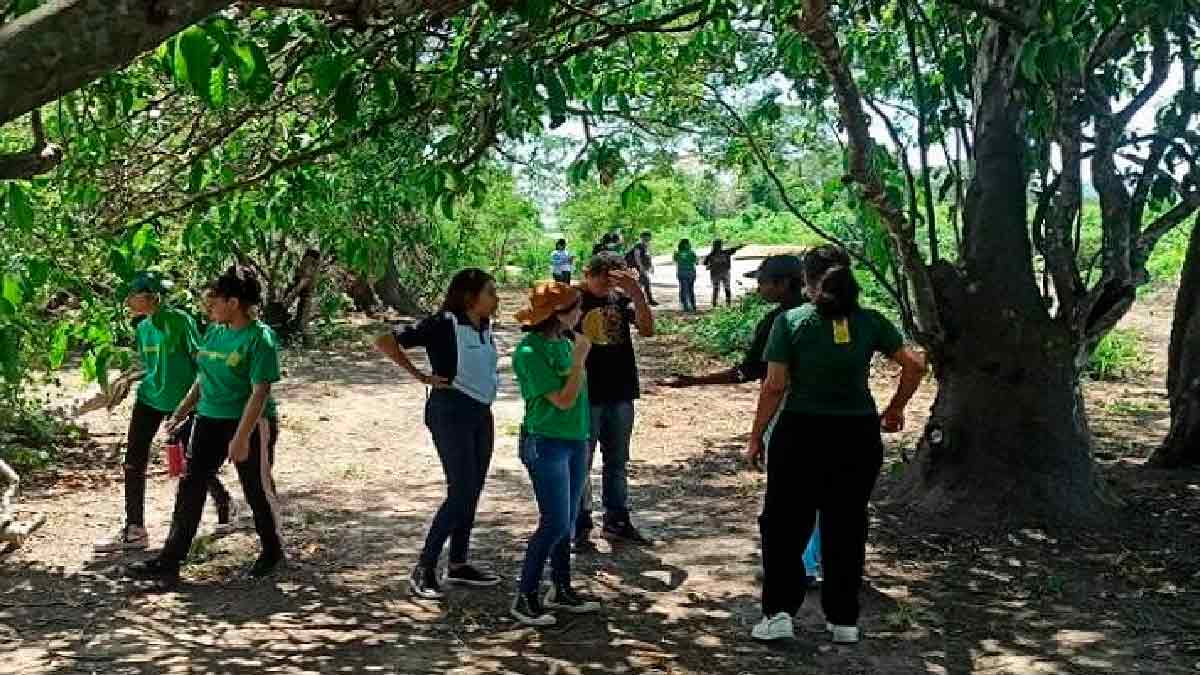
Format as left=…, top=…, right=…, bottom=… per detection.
left=166, top=382, right=202, bottom=432
left=661, top=369, right=741, bottom=387
left=545, top=336, right=592, bottom=410
left=751, top=362, right=790, bottom=441
left=373, top=332, right=447, bottom=387
left=881, top=347, right=926, bottom=431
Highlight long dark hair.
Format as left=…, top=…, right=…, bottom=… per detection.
left=803, top=245, right=859, bottom=318
left=440, top=268, right=495, bottom=314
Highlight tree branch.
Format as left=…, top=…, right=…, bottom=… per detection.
left=941, top=0, right=1031, bottom=33
left=0, top=111, right=63, bottom=179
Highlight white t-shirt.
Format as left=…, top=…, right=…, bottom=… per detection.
left=550, top=250, right=574, bottom=274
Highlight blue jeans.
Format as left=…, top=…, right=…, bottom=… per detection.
left=577, top=401, right=634, bottom=533
left=803, top=516, right=822, bottom=577
left=678, top=273, right=697, bottom=311
left=518, top=434, right=588, bottom=594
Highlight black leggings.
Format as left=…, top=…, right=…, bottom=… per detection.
left=419, top=389, right=495, bottom=567
left=124, top=401, right=230, bottom=527
left=159, top=415, right=283, bottom=564
left=760, top=411, right=883, bottom=624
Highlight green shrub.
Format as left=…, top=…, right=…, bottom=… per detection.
left=1087, top=329, right=1145, bottom=380
left=677, top=293, right=773, bottom=357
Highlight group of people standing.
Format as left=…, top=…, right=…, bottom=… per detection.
left=97, top=238, right=923, bottom=646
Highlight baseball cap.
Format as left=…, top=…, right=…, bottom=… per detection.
left=743, top=254, right=803, bottom=280
left=127, top=271, right=174, bottom=295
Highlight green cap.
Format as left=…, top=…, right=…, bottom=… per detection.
left=127, top=271, right=174, bottom=295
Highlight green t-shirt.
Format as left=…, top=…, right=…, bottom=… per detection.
left=513, top=333, right=590, bottom=441
left=136, top=307, right=201, bottom=413
left=765, top=304, right=903, bottom=416
left=196, top=321, right=281, bottom=420
left=674, top=249, right=698, bottom=275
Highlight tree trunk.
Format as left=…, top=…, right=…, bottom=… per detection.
left=373, top=251, right=422, bottom=315
left=346, top=272, right=379, bottom=313
left=1151, top=215, right=1200, bottom=467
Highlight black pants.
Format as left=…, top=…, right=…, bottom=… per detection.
left=125, top=401, right=231, bottom=528
left=159, top=416, right=283, bottom=564
left=554, top=271, right=572, bottom=285
left=760, top=411, right=883, bottom=624
left=419, top=389, right=495, bottom=567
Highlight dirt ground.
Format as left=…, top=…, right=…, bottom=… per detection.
left=2, top=277, right=1199, bottom=675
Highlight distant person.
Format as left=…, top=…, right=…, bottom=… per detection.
left=703, top=239, right=744, bottom=307
left=604, top=232, right=625, bottom=255
left=673, top=239, right=699, bottom=312
left=626, top=231, right=658, bottom=306
left=373, top=269, right=502, bottom=600
left=511, top=281, right=601, bottom=625
left=550, top=239, right=575, bottom=284
left=574, top=252, right=655, bottom=550
left=660, top=254, right=821, bottom=585
left=746, top=245, right=925, bottom=643
left=95, top=272, right=234, bottom=554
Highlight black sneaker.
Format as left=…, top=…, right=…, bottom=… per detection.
left=511, top=591, right=556, bottom=626
left=247, top=554, right=286, bottom=579
left=124, top=558, right=180, bottom=583
left=445, top=564, right=501, bottom=587
left=408, top=564, right=444, bottom=600
left=573, top=536, right=599, bottom=554
left=544, top=582, right=601, bottom=614
left=602, top=520, right=652, bottom=545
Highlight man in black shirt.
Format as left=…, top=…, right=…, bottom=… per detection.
left=575, top=252, right=655, bottom=548
left=660, top=254, right=823, bottom=586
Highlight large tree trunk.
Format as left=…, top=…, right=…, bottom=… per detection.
left=1151, top=216, right=1200, bottom=467
left=894, top=14, right=1112, bottom=524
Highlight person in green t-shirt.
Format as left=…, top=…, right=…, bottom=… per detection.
left=127, top=266, right=285, bottom=585
left=673, top=239, right=699, bottom=312
left=509, top=281, right=601, bottom=626
left=94, top=272, right=234, bottom=554
left=745, top=245, right=926, bottom=644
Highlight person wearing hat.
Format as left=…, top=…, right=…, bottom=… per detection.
left=373, top=268, right=503, bottom=600
left=659, top=254, right=822, bottom=585
left=95, top=271, right=234, bottom=553
left=510, top=281, right=601, bottom=625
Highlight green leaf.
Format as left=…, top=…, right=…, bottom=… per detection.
left=1018, top=41, right=1042, bottom=84
left=439, top=193, right=455, bottom=220
left=373, top=71, right=398, bottom=110
left=210, top=59, right=229, bottom=107
left=8, top=183, right=33, bottom=229
left=543, top=68, right=568, bottom=129
left=2, top=273, right=24, bottom=309
left=49, top=323, right=70, bottom=370
left=175, top=27, right=214, bottom=102
left=313, top=57, right=344, bottom=96
left=334, top=74, right=359, bottom=122
left=0, top=327, right=20, bottom=382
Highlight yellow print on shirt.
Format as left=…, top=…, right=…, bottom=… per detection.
left=198, top=349, right=240, bottom=367
left=580, top=306, right=625, bottom=346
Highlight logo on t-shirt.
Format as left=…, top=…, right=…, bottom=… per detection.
left=581, top=306, right=625, bottom=346
left=226, top=351, right=242, bottom=367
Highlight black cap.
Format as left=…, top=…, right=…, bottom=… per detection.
left=744, top=254, right=804, bottom=280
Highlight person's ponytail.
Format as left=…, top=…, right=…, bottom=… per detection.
left=802, top=245, right=860, bottom=318
left=812, top=265, right=860, bottom=318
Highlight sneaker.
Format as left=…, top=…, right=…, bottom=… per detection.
left=212, top=500, right=240, bottom=535
left=751, top=612, right=795, bottom=641
left=544, top=582, right=601, bottom=614
left=247, top=553, right=286, bottom=579
left=572, top=536, right=599, bottom=554
left=511, top=591, right=556, bottom=626
left=827, top=623, right=861, bottom=644
left=445, top=564, right=501, bottom=587
left=602, top=520, right=651, bottom=545
left=124, top=558, right=180, bottom=583
left=94, top=525, right=149, bottom=553
left=408, top=564, right=444, bottom=600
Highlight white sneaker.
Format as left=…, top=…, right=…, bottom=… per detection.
left=827, top=623, right=861, bottom=644
left=94, top=525, right=148, bottom=553
left=751, top=613, right=795, bottom=641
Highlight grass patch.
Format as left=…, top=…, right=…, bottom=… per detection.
left=1087, top=329, right=1146, bottom=381
left=673, top=294, right=773, bottom=357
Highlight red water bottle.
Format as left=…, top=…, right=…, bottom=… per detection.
left=166, top=440, right=185, bottom=477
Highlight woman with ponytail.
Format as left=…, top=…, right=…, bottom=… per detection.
left=745, top=245, right=925, bottom=644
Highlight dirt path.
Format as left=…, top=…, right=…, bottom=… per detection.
left=3, top=278, right=1199, bottom=674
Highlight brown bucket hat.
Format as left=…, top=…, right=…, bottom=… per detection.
left=515, top=281, right=581, bottom=327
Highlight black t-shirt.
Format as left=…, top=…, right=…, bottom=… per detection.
left=736, top=300, right=804, bottom=382
left=576, top=290, right=639, bottom=403
left=393, top=311, right=492, bottom=382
